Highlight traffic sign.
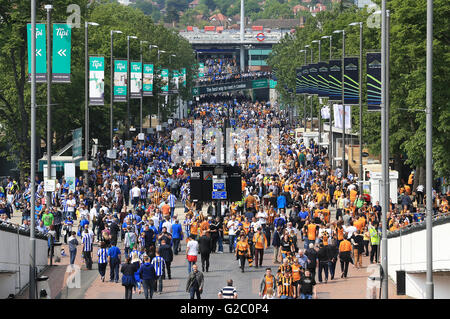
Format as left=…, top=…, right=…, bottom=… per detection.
left=44, top=179, right=56, bottom=192
left=27, top=23, right=47, bottom=82
left=212, top=191, right=227, bottom=200
left=52, top=24, right=72, bottom=82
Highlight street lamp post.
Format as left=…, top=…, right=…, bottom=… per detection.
left=140, top=40, right=148, bottom=134
left=333, top=29, right=346, bottom=176
left=305, top=45, right=313, bottom=132
left=322, top=35, right=333, bottom=169
left=126, top=35, right=138, bottom=139
left=157, top=49, right=166, bottom=138
left=312, top=39, right=322, bottom=155
left=45, top=4, right=53, bottom=208
left=110, top=30, right=122, bottom=151
left=30, top=0, right=37, bottom=299
left=349, top=22, right=364, bottom=186
left=85, top=21, right=99, bottom=184
left=299, top=49, right=307, bottom=130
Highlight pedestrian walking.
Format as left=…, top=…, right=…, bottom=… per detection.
left=235, top=234, right=251, bottom=273
left=198, top=230, right=212, bottom=272
left=259, top=268, right=276, bottom=298
left=97, top=241, right=108, bottom=282
left=305, top=243, right=318, bottom=280
left=186, top=263, right=204, bottom=299
left=186, top=234, right=199, bottom=274
left=151, top=248, right=166, bottom=293
left=218, top=279, right=238, bottom=299
left=339, top=234, right=353, bottom=278
left=139, top=256, right=157, bottom=299
left=107, top=243, right=121, bottom=283
left=272, top=226, right=282, bottom=263
left=82, top=229, right=93, bottom=270
left=369, top=222, right=380, bottom=263
left=158, top=239, right=173, bottom=279
left=277, top=271, right=295, bottom=299
left=171, top=218, right=183, bottom=255
left=351, top=229, right=364, bottom=269
left=253, top=227, right=268, bottom=268
left=299, top=269, right=317, bottom=299
left=120, top=257, right=139, bottom=299
left=317, top=243, right=329, bottom=283
left=67, top=231, right=78, bottom=265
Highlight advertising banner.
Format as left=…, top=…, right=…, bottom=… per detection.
left=88, top=56, right=104, bottom=105
left=317, top=62, right=329, bottom=98
left=27, top=23, right=47, bottom=82
left=130, top=62, right=142, bottom=99
left=143, top=63, right=154, bottom=96
left=171, top=70, right=179, bottom=94
left=295, top=68, right=303, bottom=94
left=161, top=68, right=169, bottom=95
left=181, top=68, right=187, bottom=87
left=52, top=23, right=72, bottom=82
left=328, top=59, right=342, bottom=102
left=198, top=63, right=205, bottom=78
left=301, top=65, right=310, bottom=94
left=366, top=52, right=382, bottom=111
left=308, top=64, right=319, bottom=95
left=343, top=57, right=359, bottom=105
left=333, top=104, right=352, bottom=129
left=113, top=60, right=127, bottom=102
left=72, top=127, right=82, bottom=158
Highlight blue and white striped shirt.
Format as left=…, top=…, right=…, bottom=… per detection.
left=97, top=248, right=108, bottom=264
left=82, top=233, right=93, bottom=252
left=151, top=256, right=165, bottom=276
left=168, top=194, right=177, bottom=207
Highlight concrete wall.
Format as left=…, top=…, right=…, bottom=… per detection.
left=384, top=219, right=450, bottom=299
left=0, top=227, right=48, bottom=298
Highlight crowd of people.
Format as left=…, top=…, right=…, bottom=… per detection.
left=1, top=95, right=449, bottom=299
left=197, top=70, right=271, bottom=86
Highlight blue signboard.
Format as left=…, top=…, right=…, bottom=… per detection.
left=212, top=191, right=227, bottom=200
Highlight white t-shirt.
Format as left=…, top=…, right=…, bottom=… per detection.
left=344, top=225, right=357, bottom=239
left=67, top=199, right=76, bottom=212
left=256, top=211, right=267, bottom=224
left=186, top=240, right=199, bottom=256
left=227, top=220, right=238, bottom=236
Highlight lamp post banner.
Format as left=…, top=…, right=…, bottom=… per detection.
left=27, top=23, right=47, bottom=82
left=113, top=59, right=127, bottom=102
left=328, top=59, right=342, bottom=102
left=161, top=68, right=169, bottom=95
left=130, top=61, right=142, bottom=99
left=344, top=57, right=359, bottom=105
left=198, top=63, right=205, bottom=78
left=301, top=65, right=311, bottom=95
left=308, top=63, right=319, bottom=95
left=52, top=23, right=72, bottom=83
left=181, top=68, right=187, bottom=87
left=317, top=62, right=329, bottom=98
left=143, top=63, right=154, bottom=96
left=295, top=67, right=303, bottom=94
left=89, top=56, right=105, bottom=105
left=367, top=52, right=382, bottom=111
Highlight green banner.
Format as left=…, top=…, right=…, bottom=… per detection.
left=27, top=23, right=47, bottom=82
left=161, top=68, right=169, bottom=94
left=252, top=78, right=268, bottom=88
left=114, top=60, right=127, bottom=102
left=130, top=62, right=142, bottom=99
left=143, top=63, right=154, bottom=96
left=181, top=68, right=186, bottom=87
left=270, top=79, right=277, bottom=89
left=171, top=70, right=179, bottom=94
left=198, top=63, right=205, bottom=78
left=89, top=56, right=104, bottom=105
left=72, top=127, right=82, bottom=158
left=52, top=23, right=71, bottom=83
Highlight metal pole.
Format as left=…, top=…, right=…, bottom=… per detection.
left=380, top=3, right=388, bottom=299
left=425, top=0, right=434, bottom=299
left=29, top=0, right=37, bottom=300
left=318, top=40, right=322, bottom=155
left=328, top=36, right=333, bottom=170
left=303, top=50, right=307, bottom=130
left=341, top=31, right=346, bottom=177
left=46, top=5, right=52, bottom=208
left=126, top=36, right=130, bottom=139
left=140, top=42, right=144, bottom=134
left=359, top=22, right=363, bottom=187
left=84, top=22, right=89, bottom=186
left=240, top=0, right=245, bottom=72
left=110, top=31, right=114, bottom=150
left=310, top=47, right=313, bottom=132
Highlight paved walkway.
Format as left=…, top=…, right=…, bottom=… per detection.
left=13, top=205, right=409, bottom=299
